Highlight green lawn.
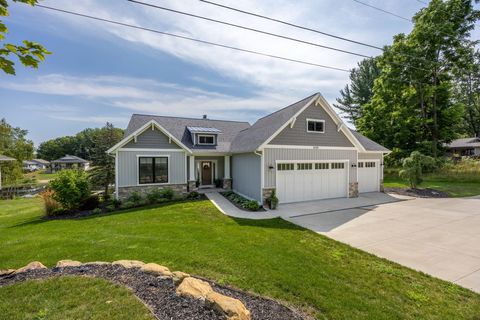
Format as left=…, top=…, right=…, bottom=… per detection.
left=384, top=174, right=480, bottom=197
left=1, top=198, right=479, bottom=319
left=0, top=276, right=154, bottom=320
left=24, top=170, right=60, bottom=183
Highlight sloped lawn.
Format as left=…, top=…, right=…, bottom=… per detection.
left=0, top=198, right=479, bottom=319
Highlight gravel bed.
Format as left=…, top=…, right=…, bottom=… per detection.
left=0, top=264, right=307, bottom=320
left=385, top=187, right=450, bottom=198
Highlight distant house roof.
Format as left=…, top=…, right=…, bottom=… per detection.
left=51, top=155, right=89, bottom=164
left=187, top=126, right=222, bottom=134
left=32, top=159, right=50, bottom=165
left=124, top=115, right=250, bottom=153
left=446, top=137, right=480, bottom=149
left=0, top=155, right=15, bottom=162
left=349, top=130, right=390, bottom=152
left=23, top=160, right=37, bottom=166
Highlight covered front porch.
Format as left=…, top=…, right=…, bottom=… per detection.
left=187, top=155, right=231, bottom=190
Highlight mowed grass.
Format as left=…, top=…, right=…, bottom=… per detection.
left=1, top=198, right=479, bottom=319
left=24, top=170, right=60, bottom=183
left=0, top=276, right=154, bottom=320
left=384, top=173, right=480, bottom=197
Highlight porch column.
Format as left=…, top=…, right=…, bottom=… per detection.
left=223, top=155, right=232, bottom=190
left=189, top=155, right=195, bottom=181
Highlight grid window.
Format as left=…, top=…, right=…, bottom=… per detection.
left=297, top=163, right=313, bottom=170
left=277, top=163, right=294, bottom=171
left=198, top=135, right=215, bottom=145
left=365, top=162, right=376, bottom=168
left=358, top=162, right=364, bottom=168
left=315, top=163, right=329, bottom=170
left=331, top=162, right=345, bottom=169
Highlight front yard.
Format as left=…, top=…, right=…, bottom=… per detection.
left=0, top=197, right=479, bottom=319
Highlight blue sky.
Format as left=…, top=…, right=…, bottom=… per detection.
left=1, top=0, right=478, bottom=147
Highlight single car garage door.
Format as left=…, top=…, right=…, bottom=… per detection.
left=276, top=161, right=348, bottom=204
left=358, top=160, right=380, bottom=193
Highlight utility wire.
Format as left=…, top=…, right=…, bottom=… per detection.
left=198, top=0, right=383, bottom=51
left=352, top=0, right=412, bottom=22
left=36, top=5, right=350, bottom=72
left=127, top=0, right=373, bottom=59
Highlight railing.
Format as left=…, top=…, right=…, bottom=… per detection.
left=0, top=183, right=47, bottom=199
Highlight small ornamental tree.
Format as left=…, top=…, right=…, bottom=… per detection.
left=399, top=151, right=435, bottom=189
left=49, top=169, right=91, bottom=210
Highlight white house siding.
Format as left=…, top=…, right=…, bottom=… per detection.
left=263, top=148, right=357, bottom=188
left=117, top=150, right=187, bottom=187
left=231, top=153, right=262, bottom=202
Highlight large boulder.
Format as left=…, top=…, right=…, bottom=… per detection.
left=176, top=277, right=213, bottom=300
left=206, top=292, right=251, bottom=320
left=112, top=260, right=145, bottom=268
left=172, top=271, right=190, bottom=285
left=83, top=261, right=111, bottom=266
left=0, top=269, right=15, bottom=277
left=140, top=263, right=172, bottom=277
left=56, top=260, right=82, bottom=268
left=14, top=261, right=47, bottom=274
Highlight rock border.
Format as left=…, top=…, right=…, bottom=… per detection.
left=0, top=260, right=307, bottom=320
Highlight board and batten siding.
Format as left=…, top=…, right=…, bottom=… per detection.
left=358, top=152, right=384, bottom=180
left=263, top=148, right=357, bottom=188
left=231, top=153, right=262, bottom=202
left=193, top=156, right=225, bottom=180
left=117, top=150, right=187, bottom=187
left=269, top=102, right=354, bottom=147
left=123, top=128, right=181, bottom=149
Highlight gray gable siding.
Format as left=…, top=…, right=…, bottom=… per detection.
left=232, top=153, right=261, bottom=202
left=268, top=102, right=354, bottom=147
left=123, top=128, right=181, bottom=149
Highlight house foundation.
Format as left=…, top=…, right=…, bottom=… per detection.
left=118, top=184, right=188, bottom=199
left=349, top=182, right=359, bottom=198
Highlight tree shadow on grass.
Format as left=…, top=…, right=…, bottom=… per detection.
left=228, top=216, right=306, bottom=231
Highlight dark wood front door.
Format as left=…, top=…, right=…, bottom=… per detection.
left=201, top=161, right=212, bottom=185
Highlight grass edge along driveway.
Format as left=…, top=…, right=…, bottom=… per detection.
left=0, top=197, right=479, bottom=319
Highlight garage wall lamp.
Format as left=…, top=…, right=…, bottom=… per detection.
left=351, top=163, right=357, bottom=168
left=268, top=165, right=275, bottom=170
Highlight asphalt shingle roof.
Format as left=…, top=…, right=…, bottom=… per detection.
left=52, top=155, right=89, bottom=163
left=0, top=155, right=15, bottom=161
left=446, top=137, right=480, bottom=148
left=350, top=130, right=390, bottom=152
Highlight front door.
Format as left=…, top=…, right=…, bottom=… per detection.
left=201, top=161, right=212, bottom=185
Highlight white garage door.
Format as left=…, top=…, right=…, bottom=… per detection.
left=276, top=161, right=348, bottom=204
left=358, top=160, right=380, bottom=193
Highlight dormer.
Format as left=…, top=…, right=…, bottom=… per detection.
left=187, top=126, right=222, bottom=146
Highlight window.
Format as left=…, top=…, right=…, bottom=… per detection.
left=331, top=162, right=345, bottom=169
left=139, top=157, right=168, bottom=184
left=297, top=163, right=313, bottom=170
left=358, top=162, right=364, bottom=168
left=198, top=135, right=215, bottom=145
left=307, top=119, right=325, bottom=133
left=315, top=163, right=329, bottom=170
left=365, top=161, right=376, bottom=168
left=277, top=163, right=294, bottom=171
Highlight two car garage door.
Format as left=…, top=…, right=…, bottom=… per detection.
left=276, top=160, right=380, bottom=203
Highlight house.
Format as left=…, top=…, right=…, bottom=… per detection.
left=32, top=159, right=50, bottom=170
left=445, top=137, right=480, bottom=157
left=108, top=93, right=390, bottom=204
left=51, top=155, right=89, bottom=173
left=22, top=159, right=50, bottom=172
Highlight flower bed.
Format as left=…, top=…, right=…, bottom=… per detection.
left=220, top=191, right=264, bottom=212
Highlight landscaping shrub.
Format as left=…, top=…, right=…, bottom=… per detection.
left=80, top=194, right=100, bottom=211
left=106, top=205, right=116, bottom=212
left=159, top=188, right=174, bottom=200
left=92, top=208, right=102, bottom=215
left=244, top=200, right=260, bottom=211
left=121, top=201, right=135, bottom=209
left=111, top=198, right=122, bottom=209
left=126, top=191, right=143, bottom=206
left=399, top=151, right=435, bottom=188
left=221, top=191, right=262, bottom=211
left=40, top=189, right=61, bottom=216
left=49, top=170, right=91, bottom=211
left=146, top=188, right=163, bottom=204
left=186, top=191, right=200, bottom=200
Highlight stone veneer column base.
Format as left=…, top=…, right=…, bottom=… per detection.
left=187, top=180, right=197, bottom=192
left=222, top=178, right=232, bottom=190
left=349, top=182, right=359, bottom=198
left=118, top=184, right=188, bottom=199
left=262, top=188, right=275, bottom=206
left=379, top=179, right=384, bottom=192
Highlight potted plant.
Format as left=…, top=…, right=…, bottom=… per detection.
left=267, top=189, right=279, bottom=210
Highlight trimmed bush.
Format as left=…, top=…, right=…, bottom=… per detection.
left=244, top=200, right=260, bottom=211
left=111, top=198, right=122, bottom=209
left=121, top=201, right=135, bottom=209
left=127, top=191, right=143, bottom=206
left=186, top=191, right=200, bottom=200
left=146, top=188, right=163, bottom=204
left=92, top=208, right=102, bottom=215
left=80, top=195, right=100, bottom=211
left=106, top=205, right=116, bottom=212
left=49, top=170, right=91, bottom=210
left=159, top=188, right=174, bottom=200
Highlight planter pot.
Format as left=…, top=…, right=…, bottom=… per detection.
left=269, top=201, right=278, bottom=210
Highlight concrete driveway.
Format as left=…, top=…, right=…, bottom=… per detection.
left=280, top=193, right=480, bottom=293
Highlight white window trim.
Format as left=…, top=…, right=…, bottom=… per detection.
left=136, top=154, right=171, bottom=186
left=197, top=134, right=216, bottom=145
left=306, top=118, right=325, bottom=133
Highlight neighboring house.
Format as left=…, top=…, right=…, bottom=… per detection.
left=108, top=93, right=390, bottom=204
left=445, top=137, right=480, bottom=157
left=51, top=155, right=89, bottom=173
left=22, top=159, right=50, bottom=172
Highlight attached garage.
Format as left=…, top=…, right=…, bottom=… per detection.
left=276, top=161, right=349, bottom=203
left=358, top=160, right=380, bottom=193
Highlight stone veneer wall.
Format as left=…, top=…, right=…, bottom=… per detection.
left=222, top=178, right=232, bottom=190
left=262, top=188, right=275, bottom=205
left=349, top=182, right=359, bottom=198
left=187, top=181, right=197, bottom=192
left=118, top=184, right=188, bottom=199
left=380, top=179, right=384, bottom=192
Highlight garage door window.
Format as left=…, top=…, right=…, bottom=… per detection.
left=297, top=163, right=313, bottom=170
left=331, top=162, right=345, bottom=169
left=358, top=162, right=364, bottom=168
left=277, top=163, right=294, bottom=171
left=315, top=163, right=329, bottom=170
left=365, top=162, right=376, bottom=167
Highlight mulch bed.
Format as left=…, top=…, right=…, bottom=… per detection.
left=220, top=192, right=266, bottom=212
left=0, top=264, right=307, bottom=320
left=385, top=187, right=450, bottom=198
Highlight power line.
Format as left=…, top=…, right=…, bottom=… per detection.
left=352, top=0, right=412, bottom=22
left=198, top=0, right=383, bottom=51
left=128, top=0, right=373, bottom=59
left=36, top=5, right=350, bottom=72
